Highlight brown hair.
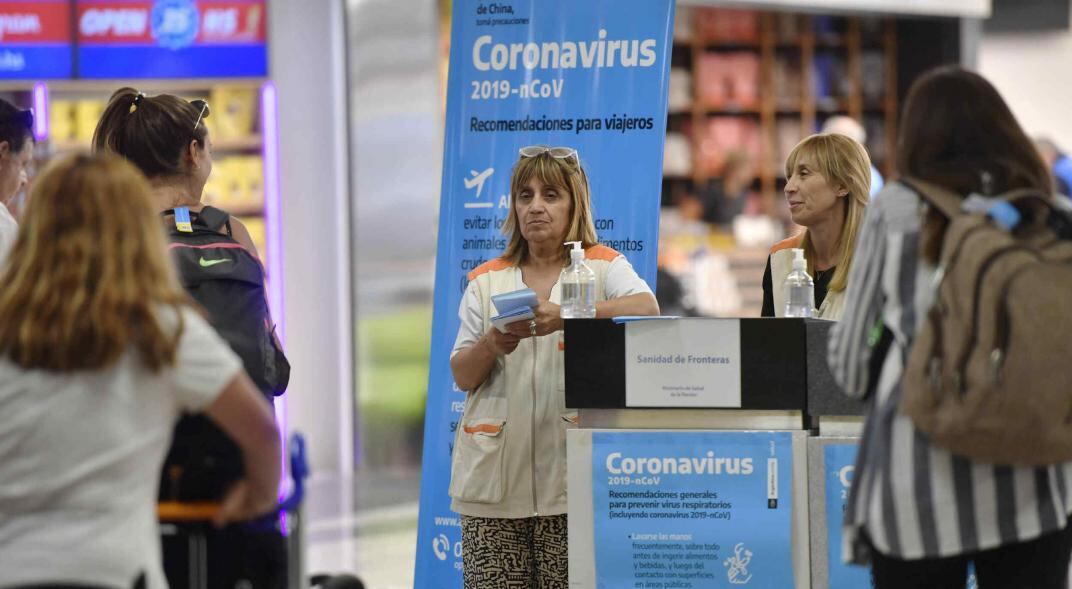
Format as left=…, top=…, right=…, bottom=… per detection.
left=500, top=151, right=598, bottom=265
left=92, top=87, right=210, bottom=179
left=0, top=97, right=33, bottom=153
left=896, top=66, right=1053, bottom=263
left=0, top=153, right=191, bottom=371
left=785, top=133, right=871, bottom=293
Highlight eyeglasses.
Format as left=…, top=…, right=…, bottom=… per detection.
left=191, top=100, right=209, bottom=133
left=518, top=145, right=579, bottom=161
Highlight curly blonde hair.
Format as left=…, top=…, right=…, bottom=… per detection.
left=0, top=153, right=191, bottom=371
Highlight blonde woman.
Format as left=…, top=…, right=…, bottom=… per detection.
left=450, top=146, right=659, bottom=588
left=761, top=133, right=871, bottom=319
left=0, top=153, right=280, bottom=589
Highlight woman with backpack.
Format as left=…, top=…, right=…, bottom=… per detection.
left=0, top=153, right=280, bottom=588
left=92, top=88, right=261, bottom=257
left=828, top=66, right=1072, bottom=588
left=93, top=89, right=291, bottom=586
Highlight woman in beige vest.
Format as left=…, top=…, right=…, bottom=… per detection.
left=761, top=133, right=871, bottom=319
left=449, top=146, right=659, bottom=588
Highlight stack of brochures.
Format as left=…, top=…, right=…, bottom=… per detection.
left=491, top=288, right=538, bottom=333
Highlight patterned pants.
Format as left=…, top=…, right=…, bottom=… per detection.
left=460, top=514, right=568, bottom=589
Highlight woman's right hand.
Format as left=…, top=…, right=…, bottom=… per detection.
left=483, top=326, right=521, bottom=356
left=213, top=478, right=278, bottom=527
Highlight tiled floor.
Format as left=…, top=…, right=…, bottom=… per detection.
left=301, top=471, right=420, bottom=589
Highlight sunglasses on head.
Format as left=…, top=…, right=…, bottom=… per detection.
left=518, top=145, right=578, bottom=161
left=190, top=99, right=209, bottom=133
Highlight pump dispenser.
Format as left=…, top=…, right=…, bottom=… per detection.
left=783, top=248, right=814, bottom=318
left=560, top=241, right=596, bottom=318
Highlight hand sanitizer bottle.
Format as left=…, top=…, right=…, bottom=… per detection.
left=560, top=241, right=596, bottom=319
left=783, top=248, right=815, bottom=318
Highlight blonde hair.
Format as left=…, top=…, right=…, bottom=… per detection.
left=785, top=133, right=871, bottom=293
left=0, top=153, right=191, bottom=371
left=500, top=151, right=597, bottom=265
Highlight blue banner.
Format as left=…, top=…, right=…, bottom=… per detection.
left=591, top=431, right=795, bottom=589
left=823, top=443, right=871, bottom=589
left=0, top=1, right=73, bottom=80
left=413, top=0, right=674, bottom=586
left=0, top=46, right=72, bottom=80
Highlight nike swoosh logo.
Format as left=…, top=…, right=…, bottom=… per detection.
left=199, top=257, right=231, bottom=268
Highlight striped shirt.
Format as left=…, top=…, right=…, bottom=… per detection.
left=827, top=181, right=1072, bottom=563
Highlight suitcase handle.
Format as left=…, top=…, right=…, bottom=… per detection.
left=157, top=501, right=221, bottom=522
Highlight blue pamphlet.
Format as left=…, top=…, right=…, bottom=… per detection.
left=491, top=288, right=538, bottom=315
left=491, top=288, right=538, bottom=333
left=491, top=307, right=536, bottom=333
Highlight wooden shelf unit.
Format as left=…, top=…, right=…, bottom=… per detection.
left=665, top=8, right=899, bottom=213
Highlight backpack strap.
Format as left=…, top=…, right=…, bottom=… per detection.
left=901, top=177, right=966, bottom=219
left=904, top=177, right=1053, bottom=224
left=196, top=206, right=232, bottom=235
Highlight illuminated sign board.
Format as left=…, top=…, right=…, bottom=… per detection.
left=77, top=0, right=267, bottom=78
left=0, top=1, right=73, bottom=80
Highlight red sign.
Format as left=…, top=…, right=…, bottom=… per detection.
left=77, top=1, right=266, bottom=45
left=0, top=1, right=71, bottom=44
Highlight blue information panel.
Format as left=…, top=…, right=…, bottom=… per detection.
left=76, top=0, right=267, bottom=78
left=592, top=431, right=795, bottom=589
left=823, top=443, right=872, bottom=589
left=413, top=0, right=674, bottom=586
left=0, top=1, right=73, bottom=80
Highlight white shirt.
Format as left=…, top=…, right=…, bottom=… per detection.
left=0, top=204, right=16, bottom=265
left=0, top=307, right=242, bottom=588
left=452, top=255, right=652, bottom=355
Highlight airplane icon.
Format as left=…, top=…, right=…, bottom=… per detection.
left=463, top=167, right=494, bottom=198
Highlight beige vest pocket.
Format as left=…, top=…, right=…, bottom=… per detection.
left=448, top=418, right=508, bottom=503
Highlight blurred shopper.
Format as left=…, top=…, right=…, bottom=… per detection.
left=0, top=98, right=33, bottom=261
left=761, top=133, right=870, bottom=319
left=0, top=153, right=279, bottom=589
left=822, top=115, right=884, bottom=197
left=699, top=149, right=752, bottom=229
left=1034, top=137, right=1072, bottom=197
left=829, top=66, right=1072, bottom=589
left=450, top=146, right=659, bottom=588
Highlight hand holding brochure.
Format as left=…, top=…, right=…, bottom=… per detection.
left=492, top=288, right=538, bottom=315
left=491, top=307, right=536, bottom=333
left=491, top=288, right=539, bottom=333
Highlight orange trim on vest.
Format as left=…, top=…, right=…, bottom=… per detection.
left=463, top=423, right=503, bottom=435
left=585, top=244, right=621, bottom=262
left=467, top=258, right=513, bottom=281
left=769, top=234, right=804, bottom=255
